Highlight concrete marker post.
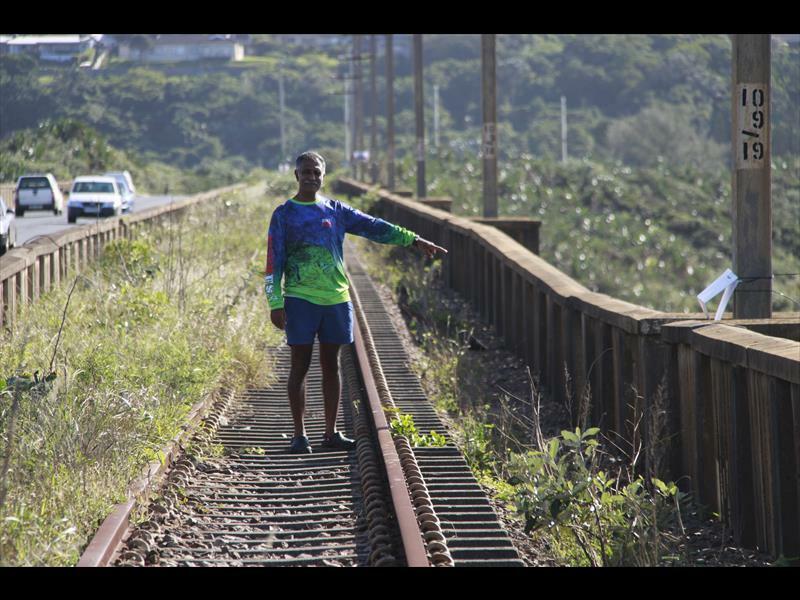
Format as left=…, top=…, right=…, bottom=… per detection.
left=732, top=34, right=772, bottom=318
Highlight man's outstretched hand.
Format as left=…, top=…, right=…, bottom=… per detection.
left=413, top=237, right=448, bottom=258
left=270, top=308, right=286, bottom=330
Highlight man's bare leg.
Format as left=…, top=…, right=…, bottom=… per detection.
left=319, top=342, right=342, bottom=437
left=288, top=344, right=314, bottom=437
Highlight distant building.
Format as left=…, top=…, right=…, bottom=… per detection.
left=0, top=35, right=95, bottom=62
left=118, top=34, right=244, bottom=62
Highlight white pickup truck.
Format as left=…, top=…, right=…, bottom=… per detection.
left=14, top=173, right=64, bottom=217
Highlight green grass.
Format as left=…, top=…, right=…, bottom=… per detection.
left=0, top=174, right=295, bottom=565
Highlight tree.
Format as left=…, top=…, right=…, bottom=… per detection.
left=605, top=101, right=726, bottom=171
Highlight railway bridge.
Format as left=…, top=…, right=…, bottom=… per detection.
left=0, top=33, right=797, bottom=567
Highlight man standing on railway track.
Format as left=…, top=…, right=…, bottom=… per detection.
left=265, top=151, right=447, bottom=454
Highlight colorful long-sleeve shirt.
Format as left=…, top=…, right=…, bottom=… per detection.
left=265, top=194, right=418, bottom=309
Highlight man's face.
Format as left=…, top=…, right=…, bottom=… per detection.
left=295, top=159, right=324, bottom=194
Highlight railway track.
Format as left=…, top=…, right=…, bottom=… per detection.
left=83, top=245, right=524, bottom=567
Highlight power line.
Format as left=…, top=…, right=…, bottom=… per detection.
left=735, top=289, right=800, bottom=307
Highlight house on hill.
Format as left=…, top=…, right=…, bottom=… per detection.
left=0, top=35, right=96, bottom=62
left=118, top=34, right=245, bottom=62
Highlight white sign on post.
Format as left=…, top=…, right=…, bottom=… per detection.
left=697, top=268, right=739, bottom=320
left=735, top=83, right=769, bottom=170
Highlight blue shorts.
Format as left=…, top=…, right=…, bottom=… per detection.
left=284, top=296, right=354, bottom=346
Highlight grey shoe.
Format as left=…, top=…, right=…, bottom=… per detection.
left=289, top=435, right=312, bottom=454
left=321, top=431, right=356, bottom=451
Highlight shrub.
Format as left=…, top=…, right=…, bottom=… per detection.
left=509, top=426, right=686, bottom=566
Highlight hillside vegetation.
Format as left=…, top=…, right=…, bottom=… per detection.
left=394, top=151, right=800, bottom=313
left=0, top=119, right=263, bottom=194
left=1, top=34, right=797, bottom=312
left=2, top=35, right=797, bottom=171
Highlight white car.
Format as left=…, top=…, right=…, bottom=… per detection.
left=108, top=176, right=134, bottom=212
left=103, top=171, right=136, bottom=212
left=104, top=171, right=136, bottom=195
left=14, top=173, right=64, bottom=217
left=0, top=195, right=17, bottom=255
left=67, top=176, right=124, bottom=223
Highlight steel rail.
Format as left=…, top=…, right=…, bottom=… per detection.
left=349, top=263, right=454, bottom=567
left=351, top=305, right=430, bottom=566
left=345, top=244, right=525, bottom=566
left=77, top=389, right=232, bottom=566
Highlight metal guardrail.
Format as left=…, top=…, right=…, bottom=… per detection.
left=0, top=183, right=246, bottom=330
left=335, top=177, right=800, bottom=559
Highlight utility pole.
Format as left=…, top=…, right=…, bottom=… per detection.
left=413, top=34, right=426, bottom=198
left=348, top=40, right=356, bottom=178
left=354, top=35, right=364, bottom=181
left=386, top=35, right=396, bottom=191
left=369, top=35, right=378, bottom=183
left=433, top=83, right=440, bottom=150
left=278, top=65, right=286, bottom=166
left=481, top=34, right=497, bottom=217
left=732, top=34, right=772, bottom=318
left=344, top=71, right=351, bottom=175
left=561, top=95, right=568, bottom=164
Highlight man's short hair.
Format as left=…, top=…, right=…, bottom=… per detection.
left=295, top=151, right=326, bottom=173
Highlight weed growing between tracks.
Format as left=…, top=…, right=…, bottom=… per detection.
left=350, top=232, right=737, bottom=567
left=0, top=176, right=293, bottom=565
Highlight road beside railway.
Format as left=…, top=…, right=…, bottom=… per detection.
left=11, top=195, right=185, bottom=246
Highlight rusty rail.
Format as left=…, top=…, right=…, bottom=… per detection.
left=351, top=307, right=430, bottom=566
left=350, top=281, right=447, bottom=566
left=78, top=388, right=231, bottom=566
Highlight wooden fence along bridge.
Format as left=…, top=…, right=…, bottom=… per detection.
left=335, top=178, right=799, bottom=560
